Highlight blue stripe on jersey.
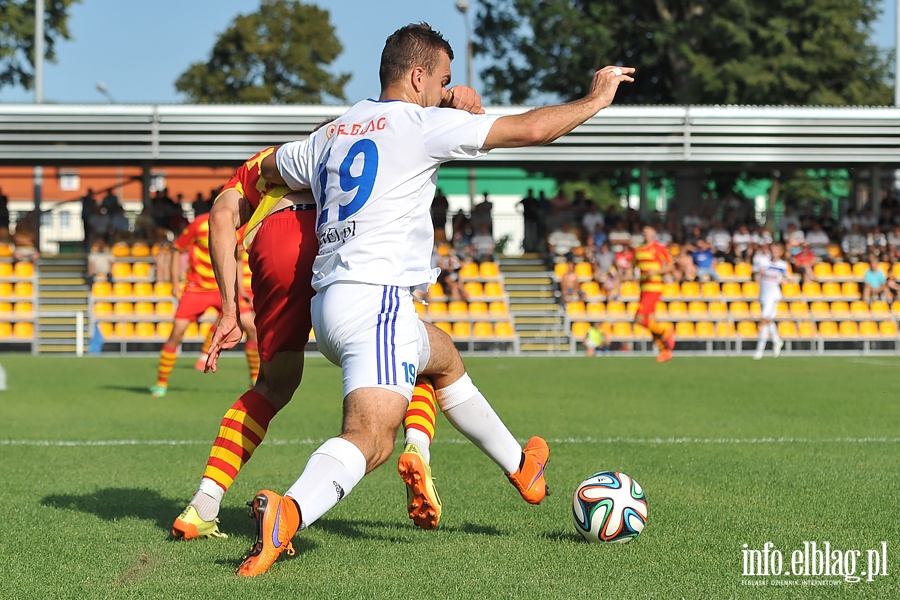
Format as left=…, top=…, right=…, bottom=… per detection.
left=388, top=286, right=399, bottom=384
left=376, top=286, right=399, bottom=385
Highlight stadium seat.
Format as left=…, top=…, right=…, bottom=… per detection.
left=468, top=301, right=488, bottom=317
left=452, top=321, right=471, bottom=339
left=0, top=281, right=12, bottom=297
left=620, top=281, right=640, bottom=299
left=832, top=262, right=852, bottom=279
left=667, top=301, right=687, bottom=317
left=700, top=281, right=720, bottom=298
left=13, top=321, right=33, bottom=338
left=479, top=261, right=500, bottom=279
left=778, top=321, right=798, bottom=339
left=114, top=302, right=133, bottom=316
left=14, top=262, right=34, bottom=278
left=131, top=242, right=151, bottom=258
left=736, top=321, right=757, bottom=337
left=749, top=301, right=761, bottom=317
left=427, top=283, right=446, bottom=301
left=152, top=321, right=171, bottom=338
left=859, top=321, right=879, bottom=337
left=464, top=281, right=484, bottom=299
left=839, top=321, right=859, bottom=337
left=494, top=321, right=515, bottom=338
left=715, top=262, right=734, bottom=280
left=611, top=322, right=633, bottom=338
left=870, top=300, right=890, bottom=316
left=741, top=281, right=759, bottom=298
left=830, top=301, right=850, bottom=316
left=0, top=263, right=11, bottom=277
left=154, top=281, right=173, bottom=296
left=892, top=301, right=900, bottom=315
left=734, top=263, right=753, bottom=280
left=473, top=321, right=493, bottom=338
left=133, top=281, right=153, bottom=297
left=93, top=301, right=113, bottom=316
left=489, top=301, right=508, bottom=317
left=879, top=320, right=898, bottom=337
left=414, top=301, right=426, bottom=316
left=708, top=301, right=728, bottom=317
left=459, top=262, right=479, bottom=279
left=581, top=281, right=601, bottom=298
left=606, top=301, right=627, bottom=317
left=428, top=301, right=447, bottom=317
left=184, top=322, right=200, bottom=338
left=894, top=263, right=900, bottom=279
left=132, top=262, right=152, bottom=278
left=716, top=321, right=735, bottom=338
left=13, top=281, right=32, bottom=297
left=818, top=321, right=839, bottom=337
left=841, top=281, right=860, bottom=298
left=781, top=282, right=801, bottom=299
left=0, top=243, right=11, bottom=257
left=574, top=262, right=593, bottom=280
left=553, top=262, right=568, bottom=279
left=695, top=321, right=715, bottom=338
left=627, top=301, right=641, bottom=314
left=802, top=281, right=822, bottom=298
left=813, top=262, right=833, bottom=280
left=483, top=282, right=504, bottom=298
left=827, top=245, right=842, bottom=260
left=810, top=300, right=829, bottom=316
left=113, top=282, right=133, bottom=297
left=586, top=302, right=605, bottom=318
left=850, top=301, right=869, bottom=316
left=134, top=301, right=154, bottom=317
left=111, top=242, right=130, bottom=258
left=198, top=321, right=213, bottom=339
left=662, top=281, right=681, bottom=298
left=0, top=322, right=11, bottom=337
left=852, top=262, right=869, bottom=280
left=111, top=262, right=132, bottom=279
left=114, top=322, right=135, bottom=338
left=135, top=322, right=156, bottom=338
left=722, top=281, right=742, bottom=299
left=822, top=282, right=841, bottom=298
left=675, top=321, right=695, bottom=338
left=790, top=301, right=809, bottom=316
left=156, top=301, right=174, bottom=316
left=92, top=281, right=112, bottom=297
left=798, top=321, right=816, bottom=338
left=448, top=301, right=468, bottom=317
left=777, top=301, right=789, bottom=317
left=688, top=301, right=707, bottom=317
left=0, top=302, right=12, bottom=314
left=14, top=302, right=33, bottom=315
left=571, top=320, right=590, bottom=339
left=681, top=281, right=700, bottom=298
left=566, top=301, right=586, bottom=316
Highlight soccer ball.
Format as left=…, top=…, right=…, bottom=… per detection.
left=572, top=471, right=648, bottom=543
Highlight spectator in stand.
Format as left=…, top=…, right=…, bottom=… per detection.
left=806, top=222, right=831, bottom=262
left=586, top=222, right=607, bottom=252
left=613, top=240, right=635, bottom=282
left=839, top=208, right=859, bottom=234
left=859, top=207, right=878, bottom=231
left=546, top=221, right=582, bottom=262
left=784, top=222, right=805, bottom=248
left=867, top=225, right=888, bottom=256
left=731, top=223, right=753, bottom=262
left=86, top=239, right=115, bottom=285
left=0, top=186, right=9, bottom=240
left=80, top=188, right=98, bottom=250
left=87, top=206, right=111, bottom=246
left=108, top=204, right=131, bottom=241
left=559, top=261, right=585, bottom=303
left=707, top=220, right=732, bottom=259
left=841, top=223, right=868, bottom=263
left=517, top=189, right=540, bottom=253
left=192, top=192, right=212, bottom=218
left=431, top=188, right=450, bottom=243
left=450, top=227, right=474, bottom=263
left=607, top=220, right=631, bottom=252
left=437, top=249, right=467, bottom=302
left=887, top=224, right=900, bottom=251
left=778, top=207, right=801, bottom=240
left=451, top=208, right=471, bottom=243
left=470, top=193, right=493, bottom=235
left=683, top=224, right=704, bottom=247
left=470, top=223, right=496, bottom=264
left=862, top=254, right=892, bottom=303
left=792, top=241, right=816, bottom=282
left=100, top=189, right=121, bottom=214
left=654, top=221, right=673, bottom=246
left=628, top=222, right=645, bottom=249
left=593, top=241, right=615, bottom=279
left=603, top=204, right=622, bottom=230
left=12, top=211, right=39, bottom=263
left=690, top=238, right=718, bottom=281
left=819, top=205, right=838, bottom=239
left=682, top=208, right=703, bottom=232
left=581, top=203, right=604, bottom=243
left=751, top=242, right=771, bottom=275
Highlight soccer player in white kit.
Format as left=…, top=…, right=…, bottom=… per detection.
left=754, top=243, right=789, bottom=360
left=235, top=23, right=634, bottom=577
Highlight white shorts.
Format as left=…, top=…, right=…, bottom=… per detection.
left=760, top=295, right=780, bottom=320
left=311, top=282, right=430, bottom=399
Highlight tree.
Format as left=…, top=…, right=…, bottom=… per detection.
left=0, top=0, right=80, bottom=92
left=175, top=0, right=349, bottom=104
left=474, top=0, right=892, bottom=106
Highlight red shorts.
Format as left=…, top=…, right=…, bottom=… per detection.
left=174, top=288, right=221, bottom=322
left=248, top=207, right=318, bottom=362
left=637, top=291, right=661, bottom=316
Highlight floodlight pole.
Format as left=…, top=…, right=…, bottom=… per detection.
left=33, top=0, right=44, bottom=253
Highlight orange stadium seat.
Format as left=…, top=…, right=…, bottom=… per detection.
left=111, top=262, right=132, bottom=279
left=708, top=301, right=728, bottom=318
left=414, top=301, right=426, bottom=316
left=781, top=282, right=801, bottom=300
left=892, top=301, right=900, bottom=315
left=427, top=283, right=446, bottom=301
left=830, top=301, right=850, bottom=316
left=184, top=322, right=199, bottom=338
left=111, top=242, right=130, bottom=258
left=0, top=281, right=15, bottom=296
left=133, top=281, right=153, bottom=297
left=841, top=282, right=860, bottom=298
left=156, top=301, right=174, bottom=316
left=92, top=281, right=112, bottom=297
left=818, top=321, right=838, bottom=337
left=463, top=281, right=484, bottom=299
left=653, top=301, right=666, bottom=316
left=134, top=301, right=154, bottom=317
left=0, top=242, right=11, bottom=257
left=850, top=301, right=869, bottom=316
left=612, top=322, right=633, bottom=338
left=114, top=322, right=135, bottom=338
left=13, top=281, right=32, bottom=297
left=870, top=300, right=890, bottom=316
left=132, top=262, right=152, bottom=279
left=553, top=262, right=568, bottom=279
left=452, top=321, right=471, bottom=339
left=0, top=322, right=11, bottom=338
left=667, top=301, right=687, bottom=317
left=114, top=302, right=133, bottom=317
left=606, top=301, right=627, bottom=317
left=662, top=281, right=681, bottom=298
left=113, top=282, right=133, bottom=297
left=131, top=242, right=151, bottom=258
left=776, top=301, right=789, bottom=317
left=574, top=262, right=593, bottom=280
left=154, top=281, right=173, bottom=297
left=135, top=322, right=156, bottom=338
left=571, top=321, right=590, bottom=340
left=749, top=301, right=761, bottom=317
left=0, top=263, right=12, bottom=277
left=93, top=301, right=113, bottom=316
left=688, top=301, right=707, bottom=317
left=627, top=301, right=641, bottom=314
left=879, top=320, right=898, bottom=337
left=701, top=281, right=720, bottom=298
left=566, top=301, right=586, bottom=316
left=798, top=321, right=816, bottom=338
left=0, top=302, right=12, bottom=314
left=428, top=302, right=447, bottom=317
left=448, top=301, right=468, bottom=317
left=852, top=262, right=869, bottom=280
left=620, top=281, right=640, bottom=299
left=483, top=282, right=504, bottom=298
left=156, top=321, right=173, bottom=339
left=581, top=281, right=601, bottom=298
left=14, top=302, right=33, bottom=315
left=198, top=322, right=213, bottom=339
left=459, top=262, right=479, bottom=279
left=479, top=261, right=500, bottom=279
left=813, top=262, right=833, bottom=280
left=789, top=301, right=809, bottom=317
left=893, top=263, right=900, bottom=279
left=822, top=282, right=841, bottom=298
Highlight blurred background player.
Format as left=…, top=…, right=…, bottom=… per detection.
left=583, top=322, right=610, bottom=357
left=754, top=242, right=788, bottom=360
left=172, top=147, right=440, bottom=539
left=149, top=204, right=257, bottom=398
left=633, top=225, right=676, bottom=362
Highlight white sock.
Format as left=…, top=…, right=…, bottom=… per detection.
left=286, top=437, right=367, bottom=529
left=436, top=374, right=522, bottom=475
left=755, top=326, right=770, bottom=354
left=190, top=478, right=224, bottom=520
left=404, top=429, right=432, bottom=463
left=769, top=322, right=781, bottom=343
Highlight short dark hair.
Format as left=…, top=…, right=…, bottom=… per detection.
left=379, top=23, right=454, bottom=90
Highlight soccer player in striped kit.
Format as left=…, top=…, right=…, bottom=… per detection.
left=633, top=225, right=677, bottom=363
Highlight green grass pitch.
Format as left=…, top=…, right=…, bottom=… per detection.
left=0, top=353, right=897, bottom=599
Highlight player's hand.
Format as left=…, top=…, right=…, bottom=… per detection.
left=205, top=313, right=243, bottom=373
left=441, top=86, right=485, bottom=114
left=590, top=65, right=635, bottom=109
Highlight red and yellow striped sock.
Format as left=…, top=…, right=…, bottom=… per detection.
left=404, top=378, right=437, bottom=458
left=244, top=340, right=260, bottom=385
left=201, top=390, right=277, bottom=494
left=156, top=343, right=178, bottom=386
left=200, top=329, right=214, bottom=355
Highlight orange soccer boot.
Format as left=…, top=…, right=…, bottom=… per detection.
left=397, top=443, right=442, bottom=530
left=507, top=436, right=550, bottom=504
left=236, top=490, right=300, bottom=577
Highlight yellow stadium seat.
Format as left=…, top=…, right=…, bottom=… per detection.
left=781, top=282, right=801, bottom=299
left=459, top=262, right=479, bottom=279
left=832, top=262, right=852, bottom=279
left=818, top=321, right=838, bottom=337
left=198, top=321, right=212, bottom=338
left=414, top=301, right=426, bottom=316
left=114, top=302, right=133, bottom=316
left=0, top=263, right=11, bottom=277
left=134, top=301, right=154, bottom=317
left=132, top=261, right=152, bottom=278
left=810, top=301, right=829, bottom=316
left=13, top=281, right=32, bottom=297
left=0, top=243, right=11, bottom=257
left=184, top=322, right=200, bottom=338
left=612, top=322, right=633, bottom=338
left=798, top=321, right=816, bottom=338
left=879, top=320, right=898, bottom=337
left=871, top=301, right=890, bottom=316
left=741, top=281, right=759, bottom=298
left=156, top=301, right=174, bottom=316
left=839, top=321, right=859, bottom=337
left=708, top=301, right=728, bottom=318
left=0, top=322, right=11, bottom=337
left=14, top=302, right=33, bottom=315
left=620, top=281, right=640, bottom=299
left=113, top=282, right=133, bottom=297
left=700, top=281, right=720, bottom=298
left=114, top=322, right=134, bottom=338
left=801, top=281, right=821, bottom=298
left=0, top=302, right=11, bottom=313
left=822, top=282, right=841, bottom=298
left=14, top=262, right=34, bottom=278
left=675, top=321, right=695, bottom=338
left=736, top=321, right=757, bottom=337
left=448, top=300, right=468, bottom=316
left=571, top=321, right=590, bottom=339
left=667, top=301, right=687, bottom=317
left=92, top=281, right=112, bottom=297
left=154, top=281, right=173, bottom=297
left=574, top=262, right=593, bottom=280
left=473, top=322, right=493, bottom=338
left=893, top=263, right=900, bottom=279
left=859, top=321, right=879, bottom=337
left=830, top=301, right=850, bottom=316
left=135, top=321, right=156, bottom=338
left=749, top=301, right=761, bottom=316
left=892, top=301, right=900, bottom=315
left=777, top=301, right=789, bottom=317
left=850, top=301, right=869, bottom=316
left=662, top=281, right=681, bottom=298
left=722, top=281, right=742, bottom=299
left=695, top=321, right=715, bottom=338
left=427, top=283, right=444, bottom=300
left=606, top=301, right=627, bottom=317
left=494, top=321, right=515, bottom=338
left=452, top=321, right=471, bottom=338
left=688, top=301, right=707, bottom=317
left=813, top=262, right=833, bottom=280
left=479, top=261, right=500, bottom=279
left=554, top=262, right=568, bottom=279
left=789, top=301, right=809, bottom=316
left=566, top=301, right=586, bottom=316
left=428, top=301, right=448, bottom=317
left=468, top=301, right=488, bottom=317
left=133, top=281, right=153, bottom=297
left=93, top=301, right=113, bottom=316
left=778, top=321, right=798, bottom=339
left=483, top=282, right=504, bottom=298
left=715, top=262, right=734, bottom=280
left=841, top=281, right=859, bottom=298
left=581, top=281, right=601, bottom=298
left=852, top=262, right=869, bottom=280
left=681, top=281, right=700, bottom=298
left=464, top=281, right=484, bottom=299
left=654, top=301, right=667, bottom=316
left=13, top=321, right=33, bottom=338
left=111, top=262, right=132, bottom=279
left=626, top=301, right=640, bottom=314
left=585, top=302, right=605, bottom=318
left=716, top=321, right=735, bottom=338
left=0, top=282, right=14, bottom=297
left=489, top=301, right=508, bottom=317
left=157, top=321, right=173, bottom=339
left=111, top=242, right=130, bottom=257
left=131, top=242, right=151, bottom=258
left=734, top=263, right=753, bottom=280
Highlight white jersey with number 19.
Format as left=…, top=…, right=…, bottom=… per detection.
left=275, top=99, right=499, bottom=291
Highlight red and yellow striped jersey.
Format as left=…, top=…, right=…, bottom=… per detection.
left=634, top=241, right=672, bottom=292
left=173, top=212, right=217, bottom=292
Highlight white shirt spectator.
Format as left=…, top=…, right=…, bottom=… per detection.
left=707, top=226, right=732, bottom=253
left=806, top=227, right=831, bottom=258
left=752, top=229, right=773, bottom=246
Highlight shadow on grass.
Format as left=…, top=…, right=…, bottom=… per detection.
left=40, top=487, right=254, bottom=538
left=540, top=529, right=584, bottom=543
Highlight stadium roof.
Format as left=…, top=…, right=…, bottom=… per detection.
left=1, top=103, right=898, bottom=168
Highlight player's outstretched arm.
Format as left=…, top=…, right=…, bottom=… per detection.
left=440, top=85, right=485, bottom=114
left=482, top=66, right=634, bottom=151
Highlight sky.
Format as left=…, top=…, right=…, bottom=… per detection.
left=0, top=0, right=896, bottom=105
